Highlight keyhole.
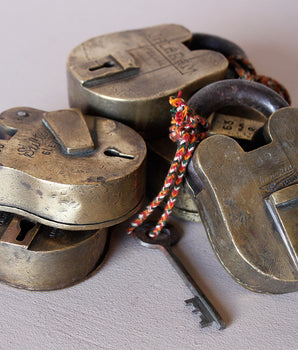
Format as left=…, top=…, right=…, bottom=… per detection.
left=104, top=147, right=134, bottom=159
left=89, top=61, right=115, bottom=72
left=0, top=125, right=18, bottom=141
left=16, top=219, right=36, bottom=241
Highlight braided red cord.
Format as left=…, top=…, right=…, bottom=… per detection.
left=127, top=91, right=208, bottom=238
left=228, top=55, right=291, bottom=104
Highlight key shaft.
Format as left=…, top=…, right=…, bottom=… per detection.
left=161, top=244, right=226, bottom=330
left=134, top=223, right=226, bottom=330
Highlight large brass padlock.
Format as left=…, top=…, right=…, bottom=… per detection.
left=0, top=211, right=108, bottom=290
left=145, top=34, right=247, bottom=222
left=0, top=107, right=146, bottom=230
left=67, top=24, right=228, bottom=138
left=148, top=79, right=288, bottom=222
left=187, top=101, right=297, bottom=294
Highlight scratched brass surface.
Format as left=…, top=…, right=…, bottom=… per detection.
left=0, top=212, right=108, bottom=290
left=0, top=107, right=146, bottom=230
left=190, top=107, right=298, bottom=293
left=67, top=24, right=228, bottom=138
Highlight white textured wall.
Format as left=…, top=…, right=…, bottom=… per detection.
left=0, top=1, right=297, bottom=349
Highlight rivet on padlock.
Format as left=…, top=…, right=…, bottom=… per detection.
left=0, top=211, right=109, bottom=290
left=0, top=107, right=146, bottom=230
left=187, top=82, right=297, bottom=294
left=67, top=24, right=228, bottom=138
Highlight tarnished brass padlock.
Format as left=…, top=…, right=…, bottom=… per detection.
left=185, top=32, right=247, bottom=79
left=0, top=211, right=108, bottom=290
left=188, top=79, right=289, bottom=150
left=145, top=34, right=246, bottom=221
left=187, top=102, right=297, bottom=294
left=147, top=79, right=288, bottom=222
left=0, top=107, right=146, bottom=230
left=67, top=24, right=228, bottom=138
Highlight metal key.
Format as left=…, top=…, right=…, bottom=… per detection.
left=134, top=222, right=226, bottom=330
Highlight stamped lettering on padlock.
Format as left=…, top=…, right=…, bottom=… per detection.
left=0, top=107, right=146, bottom=230
left=190, top=107, right=297, bottom=294
left=67, top=24, right=228, bottom=137
left=147, top=80, right=289, bottom=223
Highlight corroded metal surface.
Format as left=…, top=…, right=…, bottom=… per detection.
left=67, top=24, right=228, bottom=138
left=0, top=107, right=146, bottom=230
left=147, top=79, right=287, bottom=222
left=189, top=107, right=298, bottom=294
left=0, top=212, right=109, bottom=290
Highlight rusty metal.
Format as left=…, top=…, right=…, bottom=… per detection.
left=0, top=211, right=109, bottom=290
left=0, top=107, right=146, bottom=230
left=188, top=107, right=298, bottom=294
left=67, top=24, right=228, bottom=138
left=134, top=222, right=226, bottom=330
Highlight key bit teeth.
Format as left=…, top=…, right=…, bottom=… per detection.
left=200, top=318, right=213, bottom=329
left=186, top=302, right=213, bottom=328
left=185, top=298, right=226, bottom=330
left=191, top=308, right=202, bottom=315
left=185, top=300, right=202, bottom=315
left=185, top=297, right=197, bottom=305
left=185, top=297, right=201, bottom=310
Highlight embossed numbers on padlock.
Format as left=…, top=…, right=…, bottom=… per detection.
left=0, top=107, right=146, bottom=230
left=0, top=212, right=109, bottom=290
left=188, top=106, right=297, bottom=294
left=188, top=79, right=289, bottom=150
left=67, top=24, right=228, bottom=138
left=147, top=80, right=288, bottom=222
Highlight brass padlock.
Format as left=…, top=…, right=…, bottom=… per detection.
left=0, top=107, right=146, bottom=230
left=67, top=24, right=228, bottom=138
left=185, top=32, right=247, bottom=79
left=0, top=211, right=108, bottom=290
left=187, top=102, right=297, bottom=294
left=188, top=78, right=289, bottom=150
left=147, top=79, right=288, bottom=222
left=145, top=34, right=247, bottom=221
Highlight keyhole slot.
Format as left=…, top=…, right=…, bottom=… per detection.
left=104, top=147, right=134, bottom=159
left=0, top=125, right=18, bottom=141
left=16, top=219, right=36, bottom=241
left=89, top=61, right=115, bottom=72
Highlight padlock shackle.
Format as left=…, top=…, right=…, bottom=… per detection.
left=187, top=33, right=247, bottom=59
left=188, top=79, right=289, bottom=118
left=186, top=34, right=247, bottom=79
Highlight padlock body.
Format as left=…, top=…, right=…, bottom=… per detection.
left=147, top=106, right=269, bottom=222
left=0, top=212, right=109, bottom=291
left=189, top=107, right=298, bottom=293
left=67, top=24, right=228, bottom=138
left=0, top=107, right=146, bottom=230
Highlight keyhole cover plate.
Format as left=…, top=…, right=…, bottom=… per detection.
left=0, top=107, right=146, bottom=230
left=0, top=212, right=109, bottom=291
